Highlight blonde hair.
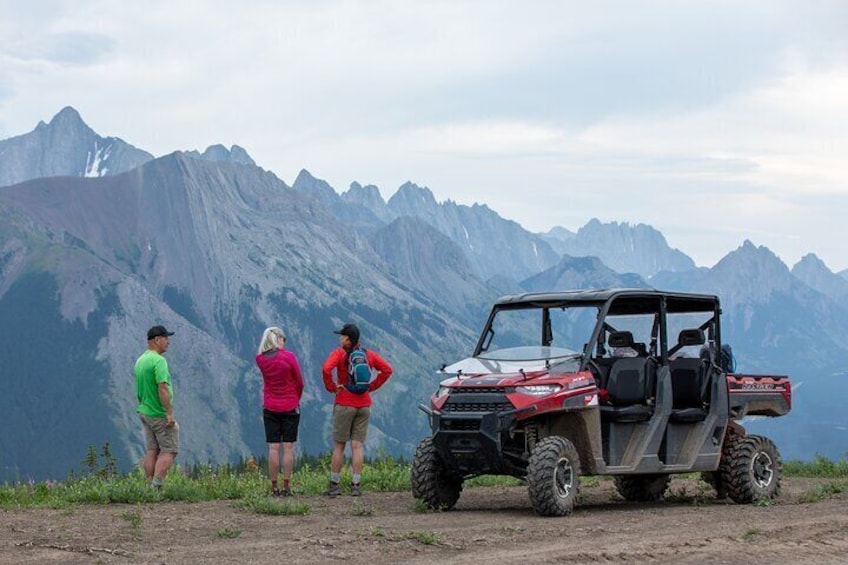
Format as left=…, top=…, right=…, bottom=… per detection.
left=258, top=326, right=286, bottom=355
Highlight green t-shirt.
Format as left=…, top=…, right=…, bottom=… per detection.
left=135, top=350, right=173, bottom=418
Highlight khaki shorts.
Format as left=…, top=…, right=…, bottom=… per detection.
left=140, top=414, right=180, bottom=454
left=332, top=405, right=370, bottom=443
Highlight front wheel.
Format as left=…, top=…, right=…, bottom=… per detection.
left=411, top=437, right=463, bottom=510
left=526, top=436, right=581, bottom=517
left=722, top=434, right=782, bottom=503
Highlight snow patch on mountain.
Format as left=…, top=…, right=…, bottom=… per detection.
left=84, top=141, right=112, bottom=177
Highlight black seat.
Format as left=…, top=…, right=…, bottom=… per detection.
left=607, top=330, right=648, bottom=358
left=599, top=357, right=655, bottom=423
left=669, top=358, right=709, bottom=422
left=669, top=329, right=710, bottom=423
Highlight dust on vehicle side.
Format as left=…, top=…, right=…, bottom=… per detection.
left=412, top=288, right=791, bottom=516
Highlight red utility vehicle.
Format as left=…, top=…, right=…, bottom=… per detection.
left=412, top=289, right=790, bottom=516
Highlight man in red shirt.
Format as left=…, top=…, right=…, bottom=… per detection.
left=322, top=323, right=392, bottom=496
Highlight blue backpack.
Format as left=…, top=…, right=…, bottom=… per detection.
left=345, top=347, right=372, bottom=394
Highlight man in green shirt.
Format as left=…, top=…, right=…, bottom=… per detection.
left=135, top=325, right=178, bottom=489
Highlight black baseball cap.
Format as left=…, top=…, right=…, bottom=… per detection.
left=333, top=323, right=360, bottom=344
left=147, top=325, right=175, bottom=340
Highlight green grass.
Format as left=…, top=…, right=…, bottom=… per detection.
left=783, top=455, right=848, bottom=478
left=6, top=451, right=847, bottom=510
left=465, top=475, right=523, bottom=487
left=580, top=476, right=600, bottom=488
left=406, top=531, right=442, bottom=545
left=798, top=480, right=847, bottom=503
left=740, top=527, right=762, bottom=541
left=216, top=528, right=242, bottom=538
left=118, top=509, right=143, bottom=530
left=0, top=457, right=409, bottom=508
left=664, top=484, right=713, bottom=505
left=412, top=498, right=437, bottom=513
left=236, top=495, right=310, bottom=516
left=349, top=500, right=375, bottom=516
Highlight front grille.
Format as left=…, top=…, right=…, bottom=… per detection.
left=443, top=401, right=513, bottom=413
left=443, top=391, right=513, bottom=414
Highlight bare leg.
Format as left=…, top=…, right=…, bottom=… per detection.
left=281, top=442, right=295, bottom=481
left=142, top=449, right=159, bottom=480
left=268, top=443, right=281, bottom=485
left=351, top=440, right=364, bottom=475
left=331, top=441, right=346, bottom=475
left=153, top=452, right=176, bottom=479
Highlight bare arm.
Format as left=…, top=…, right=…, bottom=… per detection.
left=158, top=382, right=175, bottom=427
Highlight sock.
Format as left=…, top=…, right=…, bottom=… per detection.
left=352, top=474, right=361, bottom=485
left=271, top=480, right=278, bottom=490
left=152, top=476, right=164, bottom=487
left=330, top=472, right=341, bottom=484
left=283, top=478, right=290, bottom=489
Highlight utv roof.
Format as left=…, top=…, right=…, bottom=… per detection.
left=493, top=288, right=720, bottom=315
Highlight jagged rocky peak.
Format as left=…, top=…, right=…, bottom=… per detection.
left=341, top=181, right=392, bottom=223
left=0, top=106, right=154, bottom=186
left=46, top=106, right=90, bottom=131
left=29, top=106, right=94, bottom=139
left=719, top=240, right=786, bottom=269
left=556, top=217, right=695, bottom=278
left=291, top=169, right=340, bottom=204
left=342, top=181, right=386, bottom=207
left=521, top=253, right=648, bottom=292
left=198, top=144, right=256, bottom=166
left=387, top=181, right=439, bottom=215
left=579, top=217, right=657, bottom=241
left=711, top=240, right=794, bottom=299
left=544, top=225, right=576, bottom=241
left=792, top=253, right=848, bottom=307
left=793, top=253, right=830, bottom=274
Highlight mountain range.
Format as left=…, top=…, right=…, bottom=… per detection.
left=1, top=107, right=846, bottom=481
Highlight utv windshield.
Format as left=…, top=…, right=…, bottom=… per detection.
left=443, top=346, right=580, bottom=375
left=477, top=304, right=599, bottom=355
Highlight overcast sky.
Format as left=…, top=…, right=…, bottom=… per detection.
left=1, top=1, right=846, bottom=271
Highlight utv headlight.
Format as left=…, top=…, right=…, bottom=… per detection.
left=516, top=384, right=562, bottom=396
left=436, top=386, right=451, bottom=398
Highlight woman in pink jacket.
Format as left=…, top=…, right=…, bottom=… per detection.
left=255, top=326, right=304, bottom=496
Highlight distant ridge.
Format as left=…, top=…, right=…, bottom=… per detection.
left=0, top=106, right=153, bottom=186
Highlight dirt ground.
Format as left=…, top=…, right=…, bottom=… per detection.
left=2, top=477, right=847, bottom=564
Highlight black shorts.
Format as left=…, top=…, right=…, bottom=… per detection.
left=263, top=409, right=300, bottom=443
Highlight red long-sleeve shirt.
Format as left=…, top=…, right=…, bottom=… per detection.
left=322, top=347, right=393, bottom=408
left=255, top=349, right=304, bottom=413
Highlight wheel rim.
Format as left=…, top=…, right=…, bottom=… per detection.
left=553, top=456, right=574, bottom=499
left=751, top=451, right=774, bottom=488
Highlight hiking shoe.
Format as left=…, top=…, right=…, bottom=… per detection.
left=279, top=487, right=292, bottom=497
left=351, top=483, right=362, bottom=497
left=272, top=488, right=282, bottom=497
left=324, top=482, right=341, bottom=497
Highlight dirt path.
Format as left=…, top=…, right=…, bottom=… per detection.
left=2, top=477, right=846, bottom=564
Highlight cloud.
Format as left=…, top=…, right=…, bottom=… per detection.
left=3, top=31, right=115, bottom=66
left=1, top=0, right=847, bottom=271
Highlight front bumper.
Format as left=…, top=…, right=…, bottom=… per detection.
left=420, top=402, right=530, bottom=476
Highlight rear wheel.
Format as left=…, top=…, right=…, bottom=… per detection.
left=704, top=422, right=746, bottom=498
left=722, top=434, right=782, bottom=503
left=411, top=437, right=463, bottom=510
left=614, top=474, right=670, bottom=502
left=526, top=436, right=580, bottom=516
